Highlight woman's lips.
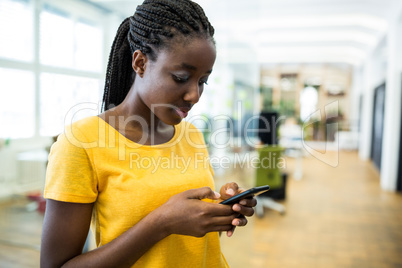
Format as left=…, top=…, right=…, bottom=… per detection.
left=175, top=107, right=190, bottom=118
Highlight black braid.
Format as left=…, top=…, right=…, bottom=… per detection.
left=102, top=0, right=215, bottom=111
left=102, top=18, right=133, bottom=112
left=189, top=1, right=215, bottom=36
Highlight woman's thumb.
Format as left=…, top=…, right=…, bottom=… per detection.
left=186, top=187, right=220, bottom=200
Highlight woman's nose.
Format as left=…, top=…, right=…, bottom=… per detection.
left=183, top=83, right=203, bottom=104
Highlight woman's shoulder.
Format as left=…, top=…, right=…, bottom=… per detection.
left=61, top=116, right=102, bottom=148
left=67, top=115, right=100, bottom=131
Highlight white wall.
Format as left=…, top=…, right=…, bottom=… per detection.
left=350, top=66, right=363, bottom=133
left=359, top=6, right=402, bottom=191
left=380, top=11, right=402, bottom=191
left=358, top=40, right=384, bottom=161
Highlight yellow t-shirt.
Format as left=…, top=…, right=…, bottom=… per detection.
left=45, top=116, right=229, bottom=268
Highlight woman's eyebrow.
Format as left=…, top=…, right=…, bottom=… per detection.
left=175, top=63, right=212, bottom=74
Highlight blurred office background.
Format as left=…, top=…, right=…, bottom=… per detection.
left=0, top=0, right=402, bottom=267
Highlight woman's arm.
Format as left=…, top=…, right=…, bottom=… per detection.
left=40, top=199, right=168, bottom=268
left=41, top=187, right=237, bottom=268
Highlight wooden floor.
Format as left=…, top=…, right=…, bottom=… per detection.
left=1, top=151, right=401, bottom=267
left=0, top=197, right=42, bottom=267
left=220, top=151, right=402, bottom=268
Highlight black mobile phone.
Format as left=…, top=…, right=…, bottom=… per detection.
left=220, top=185, right=270, bottom=205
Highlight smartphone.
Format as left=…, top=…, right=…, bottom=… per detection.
left=220, top=185, right=270, bottom=205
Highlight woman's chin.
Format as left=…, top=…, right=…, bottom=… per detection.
left=159, top=114, right=183, bottom=126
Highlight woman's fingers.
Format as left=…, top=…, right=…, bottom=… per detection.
left=216, top=183, right=259, bottom=237
left=239, top=197, right=257, bottom=207
left=232, top=203, right=255, bottom=217
left=231, top=216, right=247, bottom=227
left=185, top=187, right=221, bottom=200
left=219, top=182, right=240, bottom=200
left=226, top=226, right=235, bottom=237
left=208, top=214, right=247, bottom=237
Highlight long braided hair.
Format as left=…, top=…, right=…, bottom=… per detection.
left=102, top=0, right=215, bottom=111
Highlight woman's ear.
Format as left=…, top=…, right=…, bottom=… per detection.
left=132, top=50, right=147, bottom=78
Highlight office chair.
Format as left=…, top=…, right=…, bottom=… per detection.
left=255, top=146, right=286, bottom=216
left=255, top=112, right=286, bottom=216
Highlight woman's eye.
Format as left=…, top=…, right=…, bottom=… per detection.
left=199, top=80, right=208, bottom=86
left=172, top=75, right=188, bottom=83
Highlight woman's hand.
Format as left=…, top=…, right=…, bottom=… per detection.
left=218, top=182, right=257, bottom=237
left=157, top=187, right=239, bottom=238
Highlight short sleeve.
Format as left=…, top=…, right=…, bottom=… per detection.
left=44, top=131, right=98, bottom=203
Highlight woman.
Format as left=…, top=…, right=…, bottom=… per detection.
left=41, top=0, right=256, bottom=267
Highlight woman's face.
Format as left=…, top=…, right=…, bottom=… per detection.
left=136, top=37, right=216, bottom=125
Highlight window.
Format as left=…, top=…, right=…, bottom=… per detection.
left=0, top=68, right=35, bottom=138
left=0, top=0, right=33, bottom=62
left=40, top=73, right=100, bottom=136
left=300, top=86, right=318, bottom=122
left=40, top=6, right=103, bottom=72
left=40, top=7, right=75, bottom=68
left=0, top=1, right=105, bottom=139
left=75, top=21, right=103, bottom=72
